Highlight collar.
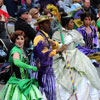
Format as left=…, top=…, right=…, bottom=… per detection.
left=41, top=30, right=49, bottom=38
left=62, top=27, right=72, bottom=32
left=81, top=25, right=93, bottom=30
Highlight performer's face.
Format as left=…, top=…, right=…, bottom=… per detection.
left=67, top=19, right=74, bottom=30
left=84, top=17, right=91, bottom=27
left=15, top=35, right=24, bottom=49
left=41, top=20, right=51, bottom=33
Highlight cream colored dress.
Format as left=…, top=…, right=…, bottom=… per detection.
left=52, top=28, right=100, bottom=100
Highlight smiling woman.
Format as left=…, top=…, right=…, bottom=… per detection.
left=0, top=30, right=42, bottom=100
left=77, top=12, right=98, bottom=55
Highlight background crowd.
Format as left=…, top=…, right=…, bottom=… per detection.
left=0, top=0, right=100, bottom=39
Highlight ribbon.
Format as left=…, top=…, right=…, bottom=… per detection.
left=8, top=77, right=38, bottom=96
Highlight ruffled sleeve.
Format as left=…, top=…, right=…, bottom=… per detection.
left=70, top=29, right=85, bottom=46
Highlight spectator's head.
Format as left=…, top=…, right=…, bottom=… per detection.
left=17, top=8, right=29, bottom=20
left=27, top=14, right=32, bottom=24
left=71, top=0, right=78, bottom=4
left=61, top=13, right=74, bottom=30
left=34, top=15, right=53, bottom=33
left=29, top=8, right=39, bottom=19
left=83, top=0, right=90, bottom=9
left=42, top=9, right=53, bottom=18
left=25, top=0, right=33, bottom=5
left=81, top=12, right=92, bottom=27
left=0, top=0, right=4, bottom=6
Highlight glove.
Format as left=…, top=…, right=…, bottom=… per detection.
left=14, top=59, right=37, bottom=72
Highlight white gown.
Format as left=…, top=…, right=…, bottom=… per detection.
left=52, top=29, right=100, bottom=100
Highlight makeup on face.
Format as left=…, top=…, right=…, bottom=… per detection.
left=67, top=19, right=74, bottom=30
left=15, top=35, right=25, bottom=49
left=84, top=17, right=91, bottom=27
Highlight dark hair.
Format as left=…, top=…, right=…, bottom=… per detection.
left=97, top=4, right=100, bottom=13
left=80, top=12, right=92, bottom=21
left=10, top=30, right=28, bottom=43
left=61, top=13, right=74, bottom=27
left=82, top=0, right=85, bottom=2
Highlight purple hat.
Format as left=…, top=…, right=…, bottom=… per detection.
left=17, top=8, right=28, bottom=17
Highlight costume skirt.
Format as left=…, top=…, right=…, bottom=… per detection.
left=0, top=77, right=42, bottom=100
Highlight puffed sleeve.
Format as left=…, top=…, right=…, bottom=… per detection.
left=70, top=30, right=85, bottom=46
left=64, top=35, right=73, bottom=45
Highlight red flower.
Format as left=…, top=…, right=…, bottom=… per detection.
left=36, top=26, right=39, bottom=31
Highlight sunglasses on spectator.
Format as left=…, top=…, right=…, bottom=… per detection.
left=34, top=12, right=38, bottom=15
left=24, top=12, right=29, bottom=14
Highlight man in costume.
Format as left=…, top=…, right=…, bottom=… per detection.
left=33, top=15, right=67, bottom=100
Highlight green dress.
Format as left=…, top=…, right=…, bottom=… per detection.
left=0, top=46, right=42, bottom=100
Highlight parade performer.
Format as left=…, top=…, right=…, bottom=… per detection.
left=52, top=13, right=100, bottom=100
left=77, top=12, right=99, bottom=55
left=33, top=15, right=67, bottom=100
left=0, top=30, right=42, bottom=100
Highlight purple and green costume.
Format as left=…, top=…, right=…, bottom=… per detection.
left=77, top=25, right=98, bottom=55
left=33, top=30, right=59, bottom=100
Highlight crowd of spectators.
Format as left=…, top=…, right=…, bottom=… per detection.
left=0, top=0, right=99, bottom=38
left=0, top=0, right=100, bottom=53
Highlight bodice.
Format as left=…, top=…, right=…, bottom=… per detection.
left=9, top=46, right=29, bottom=79
left=66, top=42, right=76, bottom=50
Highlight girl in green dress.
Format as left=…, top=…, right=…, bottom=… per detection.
left=0, top=30, right=42, bottom=100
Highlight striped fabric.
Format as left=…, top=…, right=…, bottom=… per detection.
left=30, top=67, right=57, bottom=100
left=40, top=67, right=56, bottom=100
